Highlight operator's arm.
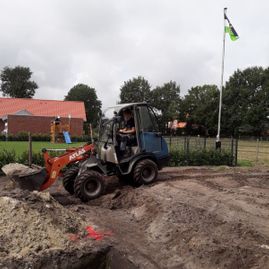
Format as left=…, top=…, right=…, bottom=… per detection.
left=119, top=127, right=136, bottom=134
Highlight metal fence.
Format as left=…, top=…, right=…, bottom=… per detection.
left=164, top=136, right=269, bottom=165
left=237, top=138, right=269, bottom=165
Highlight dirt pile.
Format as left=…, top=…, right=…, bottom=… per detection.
left=0, top=188, right=114, bottom=268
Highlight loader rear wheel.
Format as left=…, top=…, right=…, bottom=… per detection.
left=62, top=166, right=79, bottom=195
left=133, top=159, right=158, bottom=186
left=74, top=170, right=104, bottom=202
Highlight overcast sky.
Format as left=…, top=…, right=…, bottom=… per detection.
left=0, top=0, right=268, bottom=108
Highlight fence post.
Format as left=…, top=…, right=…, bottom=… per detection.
left=28, top=132, right=32, bottom=167
left=203, top=137, right=207, bottom=150
left=184, top=136, right=187, bottom=153
left=197, top=135, right=201, bottom=149
left=231, top=137, right=234, bottom=166
left=255, top=138, right=260, bottom=164
left=235, top=138, right=238, bottom=166
left=186, top=136, right=190, bottom=160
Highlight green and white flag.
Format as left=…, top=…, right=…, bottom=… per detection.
left=224, top=13, right=239, bottom=41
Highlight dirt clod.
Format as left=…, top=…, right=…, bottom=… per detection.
left=1, top=163, right=39, bottom=177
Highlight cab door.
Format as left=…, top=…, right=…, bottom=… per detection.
left=137, top=105, right=166, bottom=157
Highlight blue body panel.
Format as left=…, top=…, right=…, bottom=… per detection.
left=140, top=132, right=169, bottom=159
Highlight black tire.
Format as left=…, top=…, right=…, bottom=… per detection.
left=133, top=159, right=158, bottom=186
left=62, top=166, right=79, bottom=195
left=74, top=170, right=104, bottom=202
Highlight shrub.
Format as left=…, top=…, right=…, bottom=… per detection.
left=72, top=135, right=93, bottom=143
left=14, top=131, right=29, bottom=141
left=0, top=134, right=7, bottom=141
left=32, top=134, right=50, bottom=142
left=0, top=149, right=16, bottom=170
left=169, top=149, right=233, bottom=166
left=16, top=151, right=45, bottom=166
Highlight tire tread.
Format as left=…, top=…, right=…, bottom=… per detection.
left=62, top=166, right=79, bottom=194
left=74, top=170, right=104, bottom=202
left=133, top=159, right=158, bottom=186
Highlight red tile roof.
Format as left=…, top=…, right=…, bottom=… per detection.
left=0, top=97, right=86, bottom=120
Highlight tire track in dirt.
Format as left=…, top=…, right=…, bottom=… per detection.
left=139, top=180, right=269, bottom=268
left=68, top=205, right=163, bottom=269
left=57, top=167, right=269, bottom=269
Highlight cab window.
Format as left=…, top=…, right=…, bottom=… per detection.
left=139, top=106, right=158, bottom=132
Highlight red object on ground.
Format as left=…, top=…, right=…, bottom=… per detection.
left=85, top=226, right=112, bottom=241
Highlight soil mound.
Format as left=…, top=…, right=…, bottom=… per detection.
left=0, top=189, right=88, bottom=263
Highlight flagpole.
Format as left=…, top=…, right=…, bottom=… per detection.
left=216, top=7, right=227, bottom=149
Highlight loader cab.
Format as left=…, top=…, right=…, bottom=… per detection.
left=98, top=103, right=169, bottom=167
left=98, top=104, right=137, bottom=164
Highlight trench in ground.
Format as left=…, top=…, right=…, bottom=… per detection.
left=3, top=247, right=138, bottom=269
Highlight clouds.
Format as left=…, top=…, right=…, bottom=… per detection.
left=0, top=0, right=268, bottom=108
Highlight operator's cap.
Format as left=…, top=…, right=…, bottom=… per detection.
left=122, top=108, right=132, bottom=114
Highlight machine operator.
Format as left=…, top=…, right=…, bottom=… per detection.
left=118, top=109, right=136, bottom=156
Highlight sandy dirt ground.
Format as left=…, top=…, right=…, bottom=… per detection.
left=0, top=166, right=269, bottom=269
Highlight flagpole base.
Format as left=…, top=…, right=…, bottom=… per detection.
left=216, top=141, right=221, bottom=150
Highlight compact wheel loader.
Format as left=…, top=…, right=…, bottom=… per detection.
left=4, top=103, right=170, bottom=202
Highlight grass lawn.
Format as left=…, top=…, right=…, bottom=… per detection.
left=238, top=139, right=269, bottom=165
left=0, top=141, right=85, bottom=156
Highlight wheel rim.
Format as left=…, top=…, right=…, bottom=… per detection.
left=84, top=179, right=101, bottom=197
left=141, top=166, right=156, bottom=183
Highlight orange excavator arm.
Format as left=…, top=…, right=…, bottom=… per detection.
left=40, top=143, right=95, bottom=191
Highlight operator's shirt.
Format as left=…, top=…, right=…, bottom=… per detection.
left=124, top=117, right=135, bottom=130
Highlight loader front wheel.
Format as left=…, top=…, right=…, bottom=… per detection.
left=62, top=166, right=79, bottom=195
left=74, top=170, right=104, bottom=202
left=133, top=159, right=158, bottom=186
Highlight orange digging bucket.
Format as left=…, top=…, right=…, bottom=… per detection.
left=12, top=168, right=48, bottom=191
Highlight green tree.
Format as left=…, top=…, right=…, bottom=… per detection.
left=0, top=66, right=38, bottom=98
left=119, top=76, right=151, bottom=103
left=65, top=84, right=102, bottom=127
left=150, top=81, right=181, bottom=131
left=180, top=85, right=219, bottom=134
left=222, top=67, right=269, bottom=136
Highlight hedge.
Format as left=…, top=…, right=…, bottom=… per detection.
left=0, top=150, right=43, bottom=173
left=0, top=148, right=234, bottom=175
left=169, top=149, right=233, bottom=166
